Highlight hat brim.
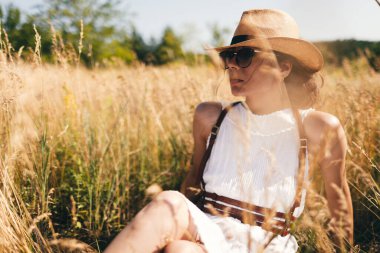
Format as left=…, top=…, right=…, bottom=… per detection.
left=207, top=37, right=323, bottom=72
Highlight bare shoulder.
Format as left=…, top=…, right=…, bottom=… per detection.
left=303, top=110, right=346, bottom=154
left=193, top=102, right=223, bottom=141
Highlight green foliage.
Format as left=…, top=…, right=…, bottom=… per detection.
left=0, top=5, right=52, bottom=61
left=129, top=26, right=187, bottom=65
left=4, top=4, right=20, bottom=31
left=0, top=1, right=188, bottom=66
left=97, top=38, right=137, bottom=64
left=155, top=27, right=184, bottom=65
left=316, top=40, right=380, bottom=72
left=40, top=0, right=130, bottom=66
left=129, top=26, right=156, bottom=64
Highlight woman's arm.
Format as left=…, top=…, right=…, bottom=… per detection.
left=305, top=112, right=354, bottom=248
left=181, top=102, right=222, bottom=197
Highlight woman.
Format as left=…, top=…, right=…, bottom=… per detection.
left=105, top=9, right=353, bottom=253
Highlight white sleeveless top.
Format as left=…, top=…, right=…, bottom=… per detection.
left=183, top=102, right=314, bottom=253
left=204, top=102, right=312, bottom=216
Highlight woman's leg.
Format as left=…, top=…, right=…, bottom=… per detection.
left=164, top=240, right=206, bottom=253
left=104, top=191, right=200, bottom=253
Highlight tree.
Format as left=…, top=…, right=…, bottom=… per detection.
left=4, top=4, right=21, bottom=32
left=130, top=26, right=152, bottom=64
left=40, top=0, right=134, bottom=65
left=1, top=4, right=22, bottom=48
left=97, top=36, right=137, bottom=64
left=0, top=4, right=51, bottom=61
left=155, top=27, right=183, bottom=65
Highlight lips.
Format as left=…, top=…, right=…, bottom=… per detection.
left=230, top=79, right=244, bottom=86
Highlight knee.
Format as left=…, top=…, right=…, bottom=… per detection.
left=154, top=190, right=187, bottom=211
left=153, top=191, right=190, bottom=235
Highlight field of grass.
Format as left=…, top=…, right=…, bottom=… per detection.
left=0, top=48, right=379, bottom=252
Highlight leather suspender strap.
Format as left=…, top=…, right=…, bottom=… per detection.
left=203, top=200, right=291, bottom=235
left=195, top=101, right=242, bottom=190
left=202, top=191, right=296, bottom=235
left=203, top=192, right=292, bottom=219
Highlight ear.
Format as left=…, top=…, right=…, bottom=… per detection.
left=279, top=60, right=292, bottom=79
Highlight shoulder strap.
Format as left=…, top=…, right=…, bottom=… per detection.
left=195, top=101, right=242, bottom=190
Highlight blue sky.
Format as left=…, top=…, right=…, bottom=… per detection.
left=2, top=0, right=380, bottom=51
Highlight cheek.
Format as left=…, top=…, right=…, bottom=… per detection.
left=250, top=64, right=282, bottom=84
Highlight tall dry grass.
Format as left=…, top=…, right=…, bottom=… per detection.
left=0, top=31, right=379, bottom=252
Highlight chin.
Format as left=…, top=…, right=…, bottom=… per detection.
left=230, top=87, right=245, bottom=97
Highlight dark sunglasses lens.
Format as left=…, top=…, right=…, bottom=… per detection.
left=219, top=48, right=255, bottom=68
left=236, top=48, right=254, bottom=68
left=219, top=50, right=234, bottom=64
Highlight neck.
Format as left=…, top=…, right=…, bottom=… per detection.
left=244, top=85, right=291, bottom=115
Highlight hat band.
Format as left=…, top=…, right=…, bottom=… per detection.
left=230, top=35, right=255, bottom=45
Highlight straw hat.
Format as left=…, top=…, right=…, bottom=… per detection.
left=212, top=9, right=323, bottom=72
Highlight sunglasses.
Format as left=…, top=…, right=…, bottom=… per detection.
left=219, top=47, right=261, bottom=69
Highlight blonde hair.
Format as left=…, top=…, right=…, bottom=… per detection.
left=276, top=52, right=324, bottom=108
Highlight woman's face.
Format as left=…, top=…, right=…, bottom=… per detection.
left=222, top=47, right=283, bottom=97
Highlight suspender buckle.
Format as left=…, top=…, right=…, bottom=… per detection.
left=211, top=125, right=220, bottom=136
left=300, top=138, right=307, bottom=149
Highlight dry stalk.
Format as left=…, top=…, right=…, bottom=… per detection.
left=32, top=25, right=42, bottom=65
left=1, top=28, right=14, bottom=64
left=78, top=20, right=84, bottom=66
left=49, top=238, right=96, bottom=252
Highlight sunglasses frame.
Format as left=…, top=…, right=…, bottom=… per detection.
left=219, top=47, right=262, bottom=69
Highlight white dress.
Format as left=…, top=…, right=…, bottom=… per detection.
left=181, top=102, right=313, bottom=253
